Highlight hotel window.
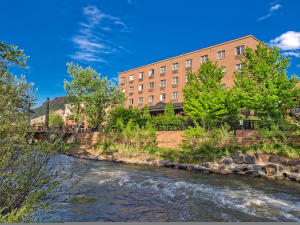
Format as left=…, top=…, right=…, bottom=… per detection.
left=139, top=72, right=143, bottom=79
left=129, top=86, right=134, bottom=93
left=160, top=66, right=166, bottom=73
left=160, top=80, right=166, bottom=87
left=121, top=88, right=125, bottom=93
left=121, top=77, right=125, bottom=84
left=129, top=74, right=134, bottom=81
left=160, top=93, right=166, bottom=101
left=222, top=67, right=226, bottom=73
left=236, top=64, right=242, bottom=72
left=149, top=82, right=154, bottom=89
left=236, top=45, right=245, bottom=55
left=201, top=55, right=208, bottom=63
left=172, top=91, right=178, bottom=99
left=149, top=69, right=154, bottom=77
left=138, top=84, right=143, bottom=91
left=139, top=97, right=143, bottom=104
left=172, top=77, right=178, bottom=85
left=217, top=50, right=225, bottom=59
left=186, top=59, right=192, bottom=67
left=129, top=99, right=133, bottom=105
left=149, top=95, right=154, bottom=102
left=172, top=62, right=179, bottom=71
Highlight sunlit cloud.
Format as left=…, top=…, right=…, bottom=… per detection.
left=270, top=31, right=300, bottom=58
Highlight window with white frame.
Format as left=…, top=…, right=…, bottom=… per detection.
left=129, top=99, right=133, bottom=105
left=149, top=95, right=154, bottom=102
left=236, top=45, right=245, bottom=55
left=236, top=64, right=242, bottom=72
left=172, top=77, right=178, bottom=85
left=121, top=88, right=125, bottom=93
left=129, top=74, right=134, bottom=81
left=139, top=72, right=143, bottom=79
left=172, top=62, right=179, bottom=71
left=138, top=84, right=143, bottom=91
left=186, top=59, right=192, bottom=67
left=201, top=55, right=208, bottom=63
left=160, top=93, right=166, bottom=101
left=149, top=82, right=154, bottom=89
left=121, top=77, right=125, bottom=84
left=172, top=91, right=178, bottom=99
left=138, top=97, right=143, bottom=104
left=160, top=80, right=166, bottom=87
left=222, top=67, right=226, bottom=73
left=217, top=50, right=225, bottom=59
left=129, top=86, right=134, bottom=93
left=160, top=66, right=166, bottom=73
left=149, top=69, right=154, bottom=77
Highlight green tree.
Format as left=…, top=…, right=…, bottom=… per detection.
left=64, top=62, right=125, bottom=127
left=49, top=110, right=64, bottom=127
left=183, top=60, right=238, bottom=128
left=234, top=42, right=300, bottom=122
left=106, top=106, right=146, bottom=131
left=0, top=41, right=72, bottom=222
left=143, top=104, right=151, bottom=121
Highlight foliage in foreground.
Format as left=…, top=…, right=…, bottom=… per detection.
left=0, top=41, right=73, bottom=222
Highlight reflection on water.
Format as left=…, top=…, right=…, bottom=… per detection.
left=50, top=155, right=300, bottom=222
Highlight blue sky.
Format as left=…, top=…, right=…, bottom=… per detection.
left=1, top=0, right=300, bottom=106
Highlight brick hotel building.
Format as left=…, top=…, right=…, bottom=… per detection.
left=119, top=35, right=260, bottom=114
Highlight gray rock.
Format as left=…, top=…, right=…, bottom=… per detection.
left=177, top=163, right=188, bottom=170
left=193, top=165, right=209, bottom=172
left=244, top=155, right=256, bottom=164
left=186, top=164, right=195, bottom=170
left=158, top=160, right=170, bottom=167
left=231, top=153, right=245, bottom=164
left=223, top=158, right=233, bottom=165
left=284, top=172, right=300, bottom=182
left=168, top=162, right=179, bottom=168
left=202, top=162, right=218, bottom=168
left=232, top=165, right=251, bottom=173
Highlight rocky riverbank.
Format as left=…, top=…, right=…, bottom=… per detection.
left=65, top=145, right=300, bottom=183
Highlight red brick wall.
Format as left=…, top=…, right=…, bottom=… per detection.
left=156, top=131, right=185, bottom=148
left=119, top=35, right=259, bottom=108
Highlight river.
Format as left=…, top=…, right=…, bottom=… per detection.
left=49, top=154, right=300, bottom=222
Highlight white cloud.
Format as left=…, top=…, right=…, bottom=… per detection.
left=270, top=31, right=300, bottom=58
left=270, top=4, right=281, bottom=11
left=270, top=31, right=300, bottom=51
left=70, top=5, right=128, bottom=63
left=257, top=3, right=282, bottom=21
left=283, top=52, right=300, bottom=57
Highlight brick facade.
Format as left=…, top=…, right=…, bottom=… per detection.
left=119, top=35, right=260, bottom=109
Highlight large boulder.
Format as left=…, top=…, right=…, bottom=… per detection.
left=262, top=164, right=281, bottom=176
left=283, top=172, right=300, bottom=182
left=231, top=153, right=245, bottom=164
left=177, top=163, right=188, bottom=170
left=193, top=165, right=209, bottom=172
left=222, top=158, right=233, bottom=165
left=244, top=154, right=256, bottom=164
left=158, top=160, right=170, bottom=167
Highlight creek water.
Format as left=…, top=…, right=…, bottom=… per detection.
left=50, top=155, right=300, bottom=222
